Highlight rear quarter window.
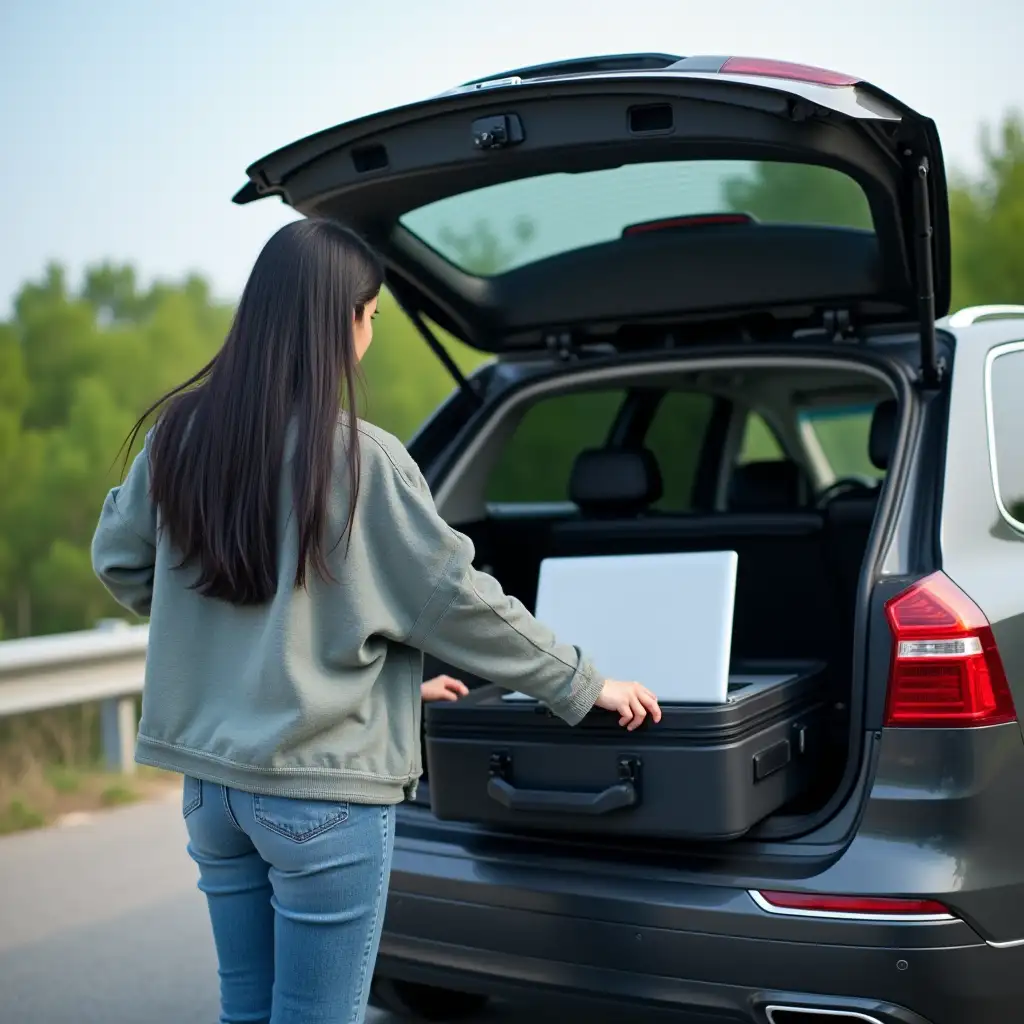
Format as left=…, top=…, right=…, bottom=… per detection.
left=642, top=392, right=715, bottom=510
left=799, top=404, right=884, bottom=483
left=486, top=390, right=625, bottom=502
left=987, top=344, right=1024, bottom=529
left=738, top=411, right=786, bottom=464
left=485, top=388, right=715, bottom=509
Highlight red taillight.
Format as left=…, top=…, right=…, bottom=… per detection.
left=719, top=57, right=859, bottom=88
left=755, top=890, right=951, bottom=918
left=884, top=572, right=1016, bottom=728
left=622, top=213, right=753, bottom=236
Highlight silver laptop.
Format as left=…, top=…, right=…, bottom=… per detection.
left=505, top=550, right=740, bottom=705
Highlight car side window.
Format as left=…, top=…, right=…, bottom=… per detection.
left=988, top=346, right=1024, bottom=528
left=738, top=411, right=785, bottom=464
left=642, top=391, right=715, bottom=511
left=799, top=405, right=884, bottom=483
left=486, top=389, right=627, bottom=503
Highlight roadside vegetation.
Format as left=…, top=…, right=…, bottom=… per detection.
left=0, top=704, right=176, bottom=834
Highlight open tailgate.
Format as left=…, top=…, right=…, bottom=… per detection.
left=235, top=54, right=948, bottom=379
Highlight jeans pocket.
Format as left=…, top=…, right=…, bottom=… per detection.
left=252, top=794, right=350, bottom=842
left=182, top=776, right=202, bottom=819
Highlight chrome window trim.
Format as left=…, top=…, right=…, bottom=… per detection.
left=983, top=339, right=1024, bottom=536
left=765, top=1008, right=884, bottom=1024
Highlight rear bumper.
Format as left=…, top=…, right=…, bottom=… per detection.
left=376, top=817, right=1024, bottom=1024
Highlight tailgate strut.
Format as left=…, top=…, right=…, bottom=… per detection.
left=913, top=156, right=941, bottom=388
left=391, top=291, right=483, bottom=406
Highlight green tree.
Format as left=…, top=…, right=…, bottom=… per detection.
left=724, top=116, right=1024, bottom=313
left=0, top=263, right=483, bottom=637
left=359, top=289, right=484, bottom=440
left=949, top=111, right=1024, bottom=309
left=437, top=216, right=537, bottom=274
left=0, top=265, right=235, bottom=636
left=724, top=163, right=873, bottom=229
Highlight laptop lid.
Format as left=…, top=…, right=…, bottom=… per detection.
left=523, top=549, right=738, bottom=705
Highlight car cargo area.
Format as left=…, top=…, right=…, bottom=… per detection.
left=423, top=357, right=898, bottom=839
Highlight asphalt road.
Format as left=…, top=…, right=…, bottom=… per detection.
left=0, top=793, right=664, bottom=1024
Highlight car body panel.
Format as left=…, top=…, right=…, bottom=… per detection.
left=376, top=721, right=1024, bottom=1023
left=935, top=319, right=1024, bottom=732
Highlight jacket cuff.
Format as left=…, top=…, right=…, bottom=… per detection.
left=550, top=649, right=604, bottom=726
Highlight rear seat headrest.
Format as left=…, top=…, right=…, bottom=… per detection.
left=569, top=448, right=663, bottom=517
left=869, top=399, right=898, bottom=471
left=728, top=460, right=804, bottom=512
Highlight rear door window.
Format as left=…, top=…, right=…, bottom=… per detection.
left=486, top=390, right=626, bottom=503
left=987, top=346, right=1024, bottom=528
left=643, top=392, right=715, bottom=510
left=738, top=410, right=786, bottom=464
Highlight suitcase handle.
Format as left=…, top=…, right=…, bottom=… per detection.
left=486, top=754, right=640, bottom=816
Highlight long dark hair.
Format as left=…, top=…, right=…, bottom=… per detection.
left=124, top=219, right=384, bottom=604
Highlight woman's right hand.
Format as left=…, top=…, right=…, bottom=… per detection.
left=595, top=679, right=662, bottom=731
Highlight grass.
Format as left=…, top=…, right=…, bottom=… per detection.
left=0, top=703, right=178, bottom=835
left=45, top=765, right=83, bottom=794
left=100, top=783, right=138, bottom=807
left=1, top=800, right=45, bottom=834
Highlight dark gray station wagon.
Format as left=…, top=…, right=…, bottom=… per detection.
left=235, top=53, right=1024, bottom=1024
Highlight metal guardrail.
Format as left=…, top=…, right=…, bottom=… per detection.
left=0, top=621, right=148, bottom=773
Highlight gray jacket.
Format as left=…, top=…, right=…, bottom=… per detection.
left=91, top=420, right=603, bottom=803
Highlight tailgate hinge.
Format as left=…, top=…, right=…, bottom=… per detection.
left=544, top=330, right=577, bottom=362
left=822, top=308, right=855, bottom=343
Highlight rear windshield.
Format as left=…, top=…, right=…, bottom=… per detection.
left=399, top=159, right=873, bottom=276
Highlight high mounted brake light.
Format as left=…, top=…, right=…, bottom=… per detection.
left=719, top=57, right=860, bottom=88
left=884, top=572, right=1016, bottom=727
left=622, top=213, right=753, bottom=236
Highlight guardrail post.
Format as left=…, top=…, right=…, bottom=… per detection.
left=100, top=696, right=137, bottom=775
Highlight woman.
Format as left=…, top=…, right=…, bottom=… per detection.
left=91, top=219, right=660, bottom=1024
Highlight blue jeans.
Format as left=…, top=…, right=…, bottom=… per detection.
left=182, top=777, right=395, bottom=1024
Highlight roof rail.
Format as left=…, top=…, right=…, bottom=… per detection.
left=946, top=305, right=1024, bottom=327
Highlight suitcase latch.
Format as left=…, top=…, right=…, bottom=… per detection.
left=489, top=751, right=512, bottom=780
left=617, top=755, right=642, bottom=790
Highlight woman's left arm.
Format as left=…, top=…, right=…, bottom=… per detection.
left=91, top=442, right=157, bottom=617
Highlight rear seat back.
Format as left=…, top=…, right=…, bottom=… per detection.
left=569, top=448, right=663, bottom=518
left=552, top=449, right=839, bottom=662
left=728, top=459, right=807, bottom=511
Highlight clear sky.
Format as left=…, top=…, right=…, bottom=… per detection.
left=2, top=0, right=1022, bottom=314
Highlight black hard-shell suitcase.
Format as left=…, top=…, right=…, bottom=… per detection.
left=424, top=661, right=826, bottom=840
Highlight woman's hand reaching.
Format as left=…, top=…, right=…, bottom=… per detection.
left=421, top=675, right=470, bottom=702
left=421, top=674, right=661, bottom=733
left=595, top=679, right=662, bottom=731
